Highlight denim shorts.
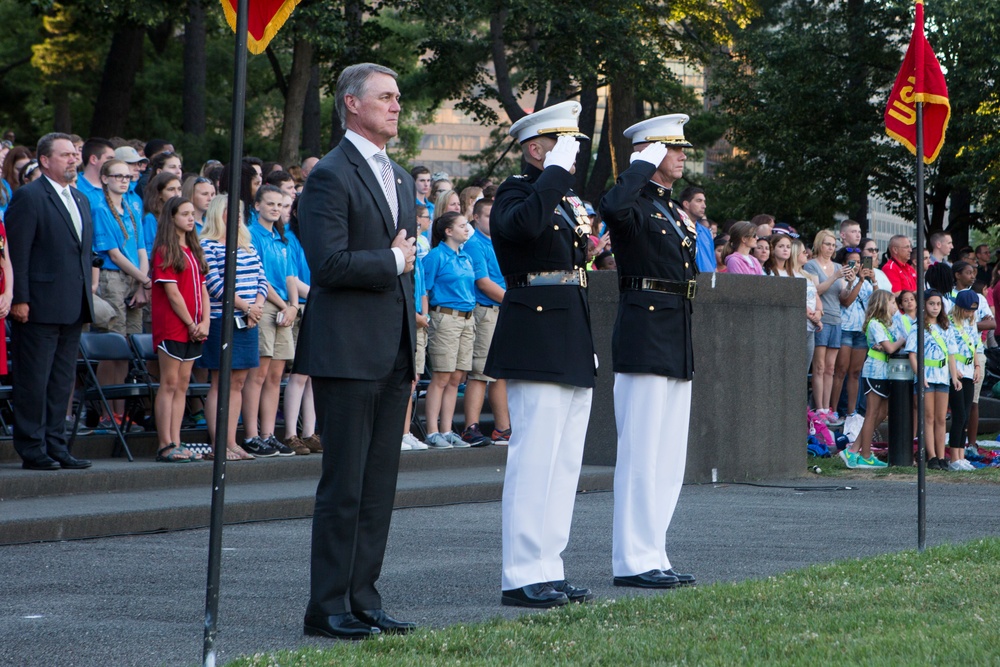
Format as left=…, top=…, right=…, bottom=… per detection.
left=915, top=383, right=949, bottom=394
left=814, top=323, right=842, bottom=349
left=841, top=329, right=868, bottom=349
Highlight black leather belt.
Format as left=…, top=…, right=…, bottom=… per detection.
left=620, top=276, right=697, bottom=300
left=431, top=306, right=473, bottom=319
left=506, top=268, right=588, bottom=288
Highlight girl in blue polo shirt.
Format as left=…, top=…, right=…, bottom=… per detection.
left=422, top=211, right=475, bottom=449
left=905, top=290, right=961, bottom=471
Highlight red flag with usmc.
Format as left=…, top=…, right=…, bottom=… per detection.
left=220, top=0, right=301, bottom=54
left=884, top=0, right=950, bottom=164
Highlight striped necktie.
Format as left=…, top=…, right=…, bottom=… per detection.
left=374, top=151, right=398, bottom=228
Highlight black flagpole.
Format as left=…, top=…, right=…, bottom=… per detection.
left=203, top=0, right=249, bottom=662
left=915, top=100, right=927, bottom=552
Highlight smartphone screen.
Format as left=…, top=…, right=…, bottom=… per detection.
left=848, top=260, right=857, bottom=270
left=862, top=256, right=873, bottom=271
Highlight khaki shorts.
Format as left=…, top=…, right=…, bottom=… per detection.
left=258, top=301, right=295, bottom=360
left=95, top=269, right=143, bottom=335
left=427, top=308, right=475, bottom=373
left=973, top=351, right=987, bottom=403
left=415, top=325, right=428, bottom=376
left=469, top=304, right=499, bottom=381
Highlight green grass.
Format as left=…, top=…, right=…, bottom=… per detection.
left=225, top=538, right=1000, bottom=666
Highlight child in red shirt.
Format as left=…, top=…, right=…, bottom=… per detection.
left=151, top=196, right=210, bottom=462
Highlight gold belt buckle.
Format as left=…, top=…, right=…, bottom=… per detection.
left=686, top=280, right=697, bottom=300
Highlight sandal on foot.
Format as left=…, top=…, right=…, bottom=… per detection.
left=156, top=443, right=193, bottom=463
left=180, top=443, right=204, bottom=461
left=230, top=445, right=255, bottom=460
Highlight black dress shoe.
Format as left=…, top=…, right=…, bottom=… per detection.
left=613, top=569, right=681, bottom=589
left=501, top=582, right=569, bottom=608
left=663, top=568, right=696, bottom=586
left=303, top=612, right=381, bottom=640
left=21, top=457, right=60, bottom=471
left=355, top=609, right=417, bottom=634
left=52, top=454, right=92, bottom=470
left=550, top=579, right=595, bottom=603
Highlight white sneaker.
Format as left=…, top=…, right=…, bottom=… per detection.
left=400, top=438, right=412, bottom=451
left=948, top=460, right=972, bottom=471
left=402, top=433, right=428, bottom=450
left=426, top=432, right=452, bottom=449
left=960, top=459, right=976, bottom=471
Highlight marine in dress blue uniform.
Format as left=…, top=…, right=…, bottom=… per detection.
left=485, top=101, right=597, bottom=608
left=599, top=114, right=698, bottom=589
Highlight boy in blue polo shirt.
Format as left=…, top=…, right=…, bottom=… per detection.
left=461, top=198, right=511, bottom=446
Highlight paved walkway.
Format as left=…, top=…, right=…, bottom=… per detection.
left=3, top=477, right=999, bottom=667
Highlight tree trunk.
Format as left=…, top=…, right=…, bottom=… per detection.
left=606, top=78, right=640, bottom=181
left=330, top=0, right=363, bottom=148
left=278, top=38, right=314, bottom=166
left=182, top=0, right=207, bottom=137
left=52, top=88, right=72, bottom=133
left=302, top=62, right=322, bottom=157
left=490, top=8, right=526, bottom=122
left=574, top=79, right=598, bottom=195
left=585, top=107, right=613, bottom=202
left=90, top=24, right=145, bottom=138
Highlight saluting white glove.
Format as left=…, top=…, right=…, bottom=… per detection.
left=630, top=141, right=669, bottom=167
left=543, top=135, right=580, bottom=172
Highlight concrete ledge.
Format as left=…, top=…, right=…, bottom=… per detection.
left=0, top=463, right=612, bottom=546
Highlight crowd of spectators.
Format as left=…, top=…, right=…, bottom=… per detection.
left=2, top=132, right=999, bottom=469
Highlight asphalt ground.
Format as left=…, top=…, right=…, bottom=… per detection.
left=3, top=477, right=999, bottom=667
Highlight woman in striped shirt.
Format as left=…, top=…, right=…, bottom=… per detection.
left=197, top=195, right=269, bottom=460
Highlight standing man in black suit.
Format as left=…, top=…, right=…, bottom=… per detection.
left=599, top=114, right=698, bottom=590
left=294, top=63, right=418, bottom=640
left=7, top=132, right=95, bottom=471
left=485, top=101, right=597, bottom=609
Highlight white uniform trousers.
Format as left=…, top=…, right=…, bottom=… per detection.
left=501, top=380, right=592, bottom=590
left=612, top=372, right=692, bottom=576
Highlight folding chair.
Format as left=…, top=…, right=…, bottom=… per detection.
left=70, top=332, right=152, bottom=461
left=130, top=333, right=209, bottom=432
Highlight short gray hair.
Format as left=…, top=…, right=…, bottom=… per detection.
left=336, top=63, right=398, bottom=129
left=37, top=132, right=74, bottom=159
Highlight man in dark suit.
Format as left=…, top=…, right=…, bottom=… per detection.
left=599, top=114, right=698, bottom=590
left=7, top=132, right=95, bottom=471
left=485, top=101, right=597, bottom=609
left=294, top=63, right=417, bottom=640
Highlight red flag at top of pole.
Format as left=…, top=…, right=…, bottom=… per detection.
left=885, top=0, right=950, bottom=164
left=220, top=0, right=301, bottom=54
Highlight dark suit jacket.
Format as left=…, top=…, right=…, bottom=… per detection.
left=293, top=138, right=416, bottom=379
left=599, top=161, right=696, bottom=379
left=6, top=176, right=94, bottom=325
left=485, top=163, right=596, bottom=388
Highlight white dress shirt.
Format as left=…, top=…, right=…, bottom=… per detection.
left=343, top=129, right=405, bottom=275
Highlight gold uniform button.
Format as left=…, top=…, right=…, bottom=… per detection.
left=685, top=262, right=689, bottom=268
left=536, top=306, right=543, bottom=312
left=648, top=305, right=655, bottom=311
left=661, top=229, right=666, bottom=235
left=554, top=224, right=559, bottom=230
left=574, top=241, right=579, bottom=247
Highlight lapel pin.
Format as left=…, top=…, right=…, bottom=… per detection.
left=397, top=178, right=402, bottom=184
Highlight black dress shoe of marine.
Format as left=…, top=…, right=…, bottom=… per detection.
left=52, top=454, right=92, bottom=470
left=550, top=579, right=595, bottom=603
left=303, top=612, right=381, bottom=640
left=663, top=568, right=696, bottom=586
left=21, top=457, right=60, bottom=471
left=501, top=582, right=569, bottom=608
left=613, top=569, right=681, bottom=589
left=355, top=609, right=417, bottom=634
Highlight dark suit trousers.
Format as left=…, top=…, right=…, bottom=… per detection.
left=308, top=338, right=412, bottom=616
left=11, top=320, right=83, bottom=462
